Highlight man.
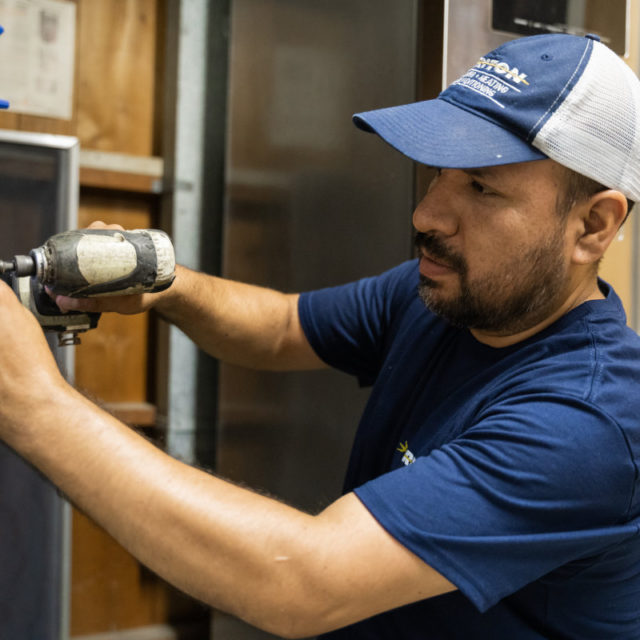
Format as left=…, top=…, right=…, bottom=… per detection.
left=1, top=32, right=640, bottom=639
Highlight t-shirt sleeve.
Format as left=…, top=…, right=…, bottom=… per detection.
left=298, top=260, right=419, bottom=386
left=354, top=395, right=640, bottom=612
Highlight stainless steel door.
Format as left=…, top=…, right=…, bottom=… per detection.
left=214, top=1, right=418, bottom=636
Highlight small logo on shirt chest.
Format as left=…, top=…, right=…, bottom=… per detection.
left=397, top=441, right=416, bottom=466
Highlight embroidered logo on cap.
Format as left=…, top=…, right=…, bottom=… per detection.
left=452, top=56, right=530, bottom=109
left=476, top=56, right=529, bottom=84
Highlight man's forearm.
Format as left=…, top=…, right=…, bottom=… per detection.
left=152, top=265, right=325, bottom=371
left=56, top=264, right=325, bottom=371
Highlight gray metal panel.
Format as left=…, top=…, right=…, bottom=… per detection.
left=214, top=1, right=418, bottom=636
left=0, top=131, right=77, bottom=640
left=0, top=446, right=66, bottom=640
left=160, top=0, right=228, bottom=472
left=159, top=0, right=212, bottom=464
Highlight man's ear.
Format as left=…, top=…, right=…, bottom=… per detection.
left=571, top=190, right=628, bottom=266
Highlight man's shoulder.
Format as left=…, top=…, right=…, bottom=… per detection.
left=502, top=303, right=640, bottom=401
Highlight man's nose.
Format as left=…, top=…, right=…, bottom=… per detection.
left=412, top=170, right=459, bottom=236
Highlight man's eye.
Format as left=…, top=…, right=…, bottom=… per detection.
left=470, top=180, right=492, bottom=195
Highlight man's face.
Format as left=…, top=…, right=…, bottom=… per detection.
left=413, top=160, right=574, bottom=337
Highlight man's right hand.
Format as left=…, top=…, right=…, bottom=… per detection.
left=53, top=289, right=162, bottom=315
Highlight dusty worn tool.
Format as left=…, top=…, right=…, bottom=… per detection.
left=0, top=229, right=175, bottom=345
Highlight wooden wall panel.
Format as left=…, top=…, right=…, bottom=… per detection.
left=75, top=0, right=158, bottom=154
left=72, top=504, right=209, bottom=637
left=600, top=219, right=635, bottom=320
left=598, top=0, right=639, bottom=321
left=71, top=510, right=171, bottom=635
left=68, top=1, right=176, bottom=634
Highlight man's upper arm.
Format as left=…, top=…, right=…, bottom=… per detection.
left=276, top=292, right=329, bottom=370
left=297, top=261, right=419, bottom=383
left=301, top=492, right=457, bottom=635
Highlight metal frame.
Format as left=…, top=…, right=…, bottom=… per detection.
left=159, top=0, right=229, bottom=468
left=0, top=127, right=78, bottom=640
left=160, top=0, right=211, bottom=464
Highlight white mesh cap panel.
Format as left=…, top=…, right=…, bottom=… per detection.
left=533, top=41, right=640, bottom=202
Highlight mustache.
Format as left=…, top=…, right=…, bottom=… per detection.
left=414, top=232, right=466, bottom=273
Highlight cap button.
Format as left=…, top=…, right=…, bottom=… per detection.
left=585, top=33, right=601, bottom=42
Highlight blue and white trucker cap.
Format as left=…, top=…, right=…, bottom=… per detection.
left=353, top=33, right=640, bottom=202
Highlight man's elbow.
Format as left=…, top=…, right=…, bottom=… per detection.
left=252, top=605, right=347, bottom=639
left=229, top=583, right=355, bottom=639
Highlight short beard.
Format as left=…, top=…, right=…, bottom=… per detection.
left=416, top=230, right=567, bottom=335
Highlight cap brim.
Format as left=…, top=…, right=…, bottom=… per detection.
left=353, top=98, right=547, bottom=168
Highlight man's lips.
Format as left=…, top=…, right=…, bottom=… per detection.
left=418, top=250, right=457, bottom=278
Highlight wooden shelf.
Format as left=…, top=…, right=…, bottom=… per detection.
left=103, top=401, right=157, bottom=427
left=79, top=150, right=164, bottom=194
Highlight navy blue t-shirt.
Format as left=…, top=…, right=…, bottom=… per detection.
left=299, top=259, right=640, bottom=639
